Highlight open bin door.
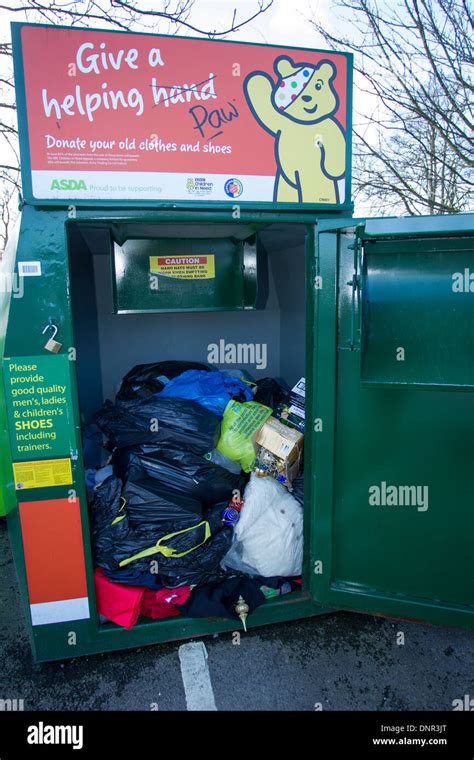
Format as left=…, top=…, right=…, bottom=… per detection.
left=310, top=214, right=474, bottom=628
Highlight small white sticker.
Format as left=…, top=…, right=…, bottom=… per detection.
left=291, top=377, right=306, bottom=399
left=288, top=404, right=305, bottom=419
left=18, top=261, right=41, bottom=277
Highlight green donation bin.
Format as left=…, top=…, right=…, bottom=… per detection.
left=1, top=22, right=472, bottom=663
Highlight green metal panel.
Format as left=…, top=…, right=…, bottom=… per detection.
left=1, top=207, right=100, bottom=661
left=361, top=236, right=474, bottom=387
left=311, top=215, right=474, bottom=628
left=362, top=212, right=473, bottom=239
left=112, top=235, right=261, bottom=313
left=0, top=221, right=21, bottom=517
left=4, top=207, right=75, bottom=358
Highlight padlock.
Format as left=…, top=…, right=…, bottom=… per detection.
left=44, top=336, right=62, bottom=353
left=42, top=322, right=62, bottom=353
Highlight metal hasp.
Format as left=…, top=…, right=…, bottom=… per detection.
left=311, top=213, right=474, bottom=628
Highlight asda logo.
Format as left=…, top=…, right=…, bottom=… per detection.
left=50, top=179, right=87, bottom=190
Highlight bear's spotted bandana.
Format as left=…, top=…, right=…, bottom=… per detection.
left=274, top=65, right=316, bottom=110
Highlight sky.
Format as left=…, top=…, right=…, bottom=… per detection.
left=0, top=0, right=334, bottom=46
left=185, top=0, right=333, bottom=45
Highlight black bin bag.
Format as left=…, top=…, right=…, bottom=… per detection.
left=253, top=377, right=289, bottom=411
left=122, top=479, right=202, bottom=528
left=89, top=478, right=233, bottom=588
left=94, top=397, right=220, bottom=454
left=89, top=475, right=130, bottom=571
left=113, top=444, right=249, bottom=507
left=112, top=502, right=233, bottom=588
left=116, top=361, right=212, bottom=402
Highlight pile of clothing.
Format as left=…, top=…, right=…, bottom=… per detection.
left=87, top=361, right=304, bottom=629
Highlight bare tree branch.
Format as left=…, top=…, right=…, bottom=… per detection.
left=308, top=0, right=473, bottom=215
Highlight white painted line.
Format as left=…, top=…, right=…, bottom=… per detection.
left=178, top=642, right=217, bottom=711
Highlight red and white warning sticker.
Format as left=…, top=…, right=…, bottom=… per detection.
left=150, top=254, right=215, bottom=280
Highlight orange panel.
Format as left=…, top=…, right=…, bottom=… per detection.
left=19, top=498, right=88, bottom=604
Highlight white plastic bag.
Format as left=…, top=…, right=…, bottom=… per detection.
left=222, top=473, right=303, bottom=577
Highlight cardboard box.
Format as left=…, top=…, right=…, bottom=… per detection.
left=254, top=416, right=304, bottom=487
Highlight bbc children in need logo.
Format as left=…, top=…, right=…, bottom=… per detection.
left=186, top=177, right=214, bottom=196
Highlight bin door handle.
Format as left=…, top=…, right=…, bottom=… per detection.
left=347, top=238, right=362, bottom=351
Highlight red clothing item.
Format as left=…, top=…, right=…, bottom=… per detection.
left=94, top=568, right=144, bottom=629
left=141, top=587, right=191, bottom=619
left=94, top=568, right=191, bottom=628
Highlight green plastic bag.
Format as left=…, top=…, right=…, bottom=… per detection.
left=217, top=399, right=272, bottom=473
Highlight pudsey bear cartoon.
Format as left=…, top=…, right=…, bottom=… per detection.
left=244, top=56, right=346, bottom=203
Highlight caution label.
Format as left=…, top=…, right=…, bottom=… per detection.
left=149, top=254, right=215, bottom=279
left=13, top=458, right=73, bottom=490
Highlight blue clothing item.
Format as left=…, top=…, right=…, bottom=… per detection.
left=158, top=370, right=253, bottom=416
left=103, top=567, right=164, bottom=589
left=85, top=468, right=96, bottom=499
left=85, top=465, right=114, bottom=500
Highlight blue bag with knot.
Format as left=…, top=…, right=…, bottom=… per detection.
left=158, top=369, right=253, bottom=416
